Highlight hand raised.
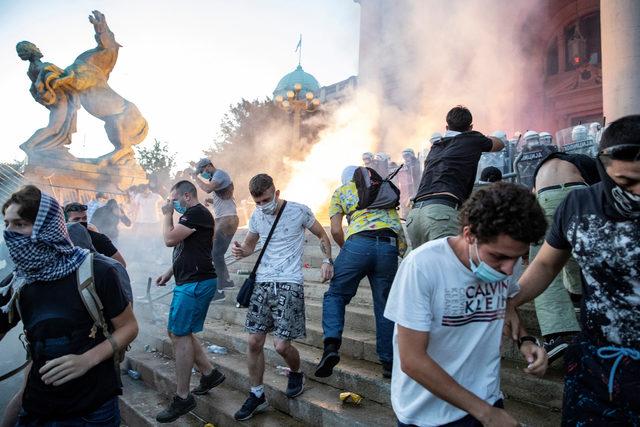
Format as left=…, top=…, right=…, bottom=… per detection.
left=88, top=10, right=108, bottom=34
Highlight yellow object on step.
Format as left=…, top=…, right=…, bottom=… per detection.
left=339, top=392, right=363, bottom=405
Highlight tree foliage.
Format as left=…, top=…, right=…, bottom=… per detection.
left=203, top=97, right=326, bottom=202
left=135, top=138, right=176, bottom=177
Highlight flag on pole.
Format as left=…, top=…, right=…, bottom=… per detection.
left=295, top=34, right=302, bottom=52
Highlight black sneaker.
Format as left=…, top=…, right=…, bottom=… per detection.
left=285, top=371, right=305, bottom=398
left=543, top=334, right=576, bottom=365
left=382, top=361, right=393, bottom=379
left=192, top=368, right=226, bottom=395
left=156, top=394, right=196, bottom=423
left=234, top=392, right=268, bottom=421
left=212, top=290, right=225, bottom=303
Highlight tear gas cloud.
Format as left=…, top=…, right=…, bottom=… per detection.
left=277, top=0, right=545, bottom=218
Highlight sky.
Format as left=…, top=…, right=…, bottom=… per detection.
left=0, top=0, right=360, bottom=167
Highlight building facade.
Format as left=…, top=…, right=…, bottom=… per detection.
left=355, top=0, right=639, bottom=136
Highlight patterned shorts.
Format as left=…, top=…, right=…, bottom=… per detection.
left=245, top=282, right=306, bottom=340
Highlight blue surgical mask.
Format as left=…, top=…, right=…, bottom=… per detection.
left=257, top=194, right=277, bottom=215
left=469, top=243, right=508, bottom=283
left=173, top=200, right=187, bottom=214
left=201, top=171, right=213, bottom=181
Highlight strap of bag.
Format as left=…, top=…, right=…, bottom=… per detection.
left=250, top=200, right=288, bottom=278
left=386, top=163, right=404, bottom=181
left=76, top=253, right=110, bottom=340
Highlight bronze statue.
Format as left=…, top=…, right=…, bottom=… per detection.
left=17, top=10, right=148, bottom=166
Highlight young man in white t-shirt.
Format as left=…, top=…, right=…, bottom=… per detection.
left=231, top=174, right=334, bottom=421
left=384, top=182, right=549, bottom=427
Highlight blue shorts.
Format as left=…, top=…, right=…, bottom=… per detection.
left=168, top=278, right=217, bottom=336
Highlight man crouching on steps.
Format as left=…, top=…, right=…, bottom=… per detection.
left=231, top=173, right=334, bottom=421
left=155, top=180, right=225, bottom=423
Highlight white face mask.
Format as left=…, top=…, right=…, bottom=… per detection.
left=257, top=193, right=277, bottom=215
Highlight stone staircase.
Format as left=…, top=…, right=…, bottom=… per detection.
left=121, top=228, right=564, bottom=426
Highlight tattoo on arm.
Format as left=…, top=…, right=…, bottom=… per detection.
left=321, top=240, right=329, bottom=256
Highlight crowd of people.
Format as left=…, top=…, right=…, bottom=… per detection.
left=0, top=108, right=637, bottom=426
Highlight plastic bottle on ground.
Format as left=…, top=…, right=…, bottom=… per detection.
left=127, top=369, right=141, bottom=380
left=207, top=344, right=228, bottom=354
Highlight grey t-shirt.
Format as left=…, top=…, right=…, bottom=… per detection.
left=209, top=169, right=237, bottom=218
left=248, top=201, right=316, bottom=284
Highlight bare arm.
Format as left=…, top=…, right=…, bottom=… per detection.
left=308, top=220, right=334, bottom=283
left=39, top=304, right=138, bottom=386
left=309, top=220, right=332, bottom=260
left=193, top=174, right=222, bottom=194
left=398, top=326, right=518, bottom=426
left=89, top=11, right=119, bottom=50
left=161, top=201, right=196, bottom=247
left=330, top=214, right=345, bottom=247
left=510, top=243, right=571, bottom=307
left=231, top=231, right=260, bottom=259
left=156, top=266, right=174, bottom=286
left=488, top=136, right=505, bottom=152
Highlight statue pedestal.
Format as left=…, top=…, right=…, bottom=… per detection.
left=23, top=156, right=147, bottom=202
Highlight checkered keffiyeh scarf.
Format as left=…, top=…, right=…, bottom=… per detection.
left=1, top=192, right=88, bottom=314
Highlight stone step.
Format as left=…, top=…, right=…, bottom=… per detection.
left=500, top=359, right=564, bottom=410
left=140, top=284, right=550, bottom=373
left=137, top=288, right=546, bottom=371
left=119, top=374, right=203, bottom=427
left=132, top=325, right=561, bottom=426
left=501, top=399, right=561, bottom=427
left=124, top=350, right=302, bottom=427
left=200, top=319, right=391, bottom=406
left=127, top=348, right=396, bottom=427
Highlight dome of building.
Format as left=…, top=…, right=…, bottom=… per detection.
left=273, top=65, right=320, bottom=99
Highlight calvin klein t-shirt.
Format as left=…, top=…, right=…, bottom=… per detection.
left=384, top=238, right=520, bottom=426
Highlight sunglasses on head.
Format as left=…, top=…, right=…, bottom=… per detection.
left=64, top=204, right=88, bottom=213
left=599, top=144, right=640, bottom=162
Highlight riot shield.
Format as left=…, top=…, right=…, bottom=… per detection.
left=513, top=139, right=558, bottom=189
left=555, top=122, right=601, bottom=157
left=475, top=151, right=509, bottom=183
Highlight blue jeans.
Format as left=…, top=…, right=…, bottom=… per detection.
left=322, top=234, right=399, bottom=363
left=17, top=396, right=120, bottom=426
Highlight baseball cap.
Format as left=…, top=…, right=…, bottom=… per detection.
left=195, top=158, right=212, bottom=173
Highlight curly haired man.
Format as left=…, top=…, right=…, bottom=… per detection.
left=384, top=182, right=549, bottom=427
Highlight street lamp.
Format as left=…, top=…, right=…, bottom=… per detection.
left=274, top=81, right=321, bottom=147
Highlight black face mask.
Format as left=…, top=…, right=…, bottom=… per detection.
left=596, top=158, right=640, bottom=220
left=79, top=221, right=89, bottom=229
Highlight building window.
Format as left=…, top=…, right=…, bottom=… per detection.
left=565, top=12, right=601, bottom=71
left=547, top=38, right=559, bottom=76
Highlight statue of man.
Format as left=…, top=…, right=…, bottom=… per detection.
left=17, top=10, right=148, bottom=166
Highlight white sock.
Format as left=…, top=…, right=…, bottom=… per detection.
left=251, top=385, right=264, bottom=397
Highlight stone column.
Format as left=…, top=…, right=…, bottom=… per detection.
left=601, top=0, right=640, bottom=122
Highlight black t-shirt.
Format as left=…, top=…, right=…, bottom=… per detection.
left=546, top=183, right=640, bottom=348
left=415, top=131, right=493, bottom=202
left=173, top=204, right=216, bottom=285
left=88, top=229, right=118, bottom=257
left=0, top=258, right=129, bottom=420
left=533, top=152, right=600, bottom=185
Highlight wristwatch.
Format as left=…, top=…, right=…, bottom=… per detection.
left=322, top=258, right=334, bottom=266
left=518, top=335, right=541, bottom=348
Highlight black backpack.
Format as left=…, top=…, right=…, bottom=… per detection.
left=353, top=165, right=402, bottom=211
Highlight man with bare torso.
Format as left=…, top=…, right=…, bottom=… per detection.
left=530, top=151, right=600, bottom=363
